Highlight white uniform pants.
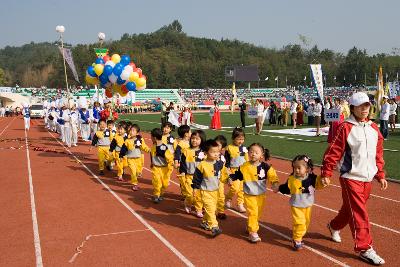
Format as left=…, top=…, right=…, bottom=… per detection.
left=24, top=117, right=30, bottom=130
left=81, top=124, right=90, bottom=141
left=71, top=126, right=78, bottom=146
left=64, top=125, right=72, bottom=147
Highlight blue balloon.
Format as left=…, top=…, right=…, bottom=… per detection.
left=99, top=73, right=109, bottom=84
left=117, top=77, right=126, bottom=85
left=87, top=66, right=96, bottom=77
left=126, top=82, right=136, bottom=91
left=103, top=65, right=113, bottom=76
left=120, top=55, right=130, bottom=66
left=95, top=58, right=105, bottom=65
left=113, top=63, right=123, bottom=76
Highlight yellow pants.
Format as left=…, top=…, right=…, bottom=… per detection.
left=127, top=157, right=143, bottom=185
left=291, top=206, right=312, bottom=241
left=152, top=166, right=171, bottom=197
left=193, top=189, right=203, bottom=212
left=97, top=146, right=110, bottom=171
left=114, top=152, right=127, bottom=177
left=217, top=182, right=225, bottom=214
left=201, top=190, right=219, bottom=228
left=226, top=179, right=244, bottom=205
left=244, top=194, right=266, bottom=233
left=177, top=172, right=187, bottom=197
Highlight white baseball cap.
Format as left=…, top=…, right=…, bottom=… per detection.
left=349, top=92, right=370, bottom=106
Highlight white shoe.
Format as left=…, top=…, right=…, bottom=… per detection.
left=238, top=204, right=246, bottom=213
left=73, top=144, right=78, bottom=147
left=360, top=248, right=385, bottom=265
left=225, top=200, right=232, bottom=209
left=248, top=232, right=261, bottom=243
left=327, top=223, right=341, bottom=243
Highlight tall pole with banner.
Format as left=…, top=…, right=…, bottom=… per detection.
left=95, top=32, right=106, bottom=103
left=310, top=64, right=324, bottom=104
left=56, top=25, right=69, bottom=101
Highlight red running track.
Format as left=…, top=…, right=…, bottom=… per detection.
left=1, top=117, right=399, bottom=266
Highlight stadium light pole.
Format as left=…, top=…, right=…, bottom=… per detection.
left=56, top=25, right=70, bottom=101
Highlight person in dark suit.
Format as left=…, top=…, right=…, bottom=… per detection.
left=239, top=99, right=247, bottom=128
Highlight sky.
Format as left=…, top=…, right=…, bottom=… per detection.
left=1, top=0, right=399, bottom=55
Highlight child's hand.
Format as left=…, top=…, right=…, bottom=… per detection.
left=379, top=179, right=388, bottom=190
left=150, top=163, right=154, bottom=168
left=174, top=160, right=180, bottom=169
left=271, top=182, right=279, bottom=193
left=227, top=178, right=233, bottom=186
left=321, top=177, right=330, bottom=187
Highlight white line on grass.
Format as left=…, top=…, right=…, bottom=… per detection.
left=25, top=128, right=43, bottom=267
left=47, top=131, right=194, bottom=267
left=141, top=167, right=349, bottom=267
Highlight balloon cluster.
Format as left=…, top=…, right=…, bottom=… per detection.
left=85, top=54, right=147, bottom=97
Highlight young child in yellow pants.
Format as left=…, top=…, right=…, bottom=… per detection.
left=214, top=135, right=229, bottom=220
left=180, top=130, right=206, bottom=217
left=278, top=155, right=325, bottom=250
left=225, top=127, right=248, bottom=213
left=162, top=122, right=176, bottom=184
left=150, top=128, right=174, bottom=203
left=90, top=119, right=112, bottom=175
left=109, top=121, right=128, bottom=181
left=231, top=143, right=279, bottom=243
left=119, top=124, right=150, bottom=191
left=192, top=139, right=228, bottom=238
left=174, top=125, right=191, bottom=197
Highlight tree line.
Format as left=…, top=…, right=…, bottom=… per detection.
left=1, top=20, right=400, bottom=89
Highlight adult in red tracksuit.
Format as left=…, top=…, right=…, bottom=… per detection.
left=321, top=92, right=388, bottom=265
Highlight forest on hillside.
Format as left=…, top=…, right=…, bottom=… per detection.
left=1, top=20, right=400, bottom=89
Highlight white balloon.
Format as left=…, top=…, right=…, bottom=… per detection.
left=109, top=73, right=118, bottom=84
left=120, top=70, right=131, bottom=81
left=124, top=65, right=133, bottom=73
left=98, top=32, right=106, bottom=40
left=105, top=61, right=115, bottom=68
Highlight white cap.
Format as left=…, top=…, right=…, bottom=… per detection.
left=382, top=95, right=389, bottom=99
left=349, top=92, right=370, bottom=106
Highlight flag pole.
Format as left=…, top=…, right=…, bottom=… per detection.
left=56, top=26, right=70, bottom=102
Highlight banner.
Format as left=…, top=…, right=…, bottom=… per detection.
left=168, top=110, right=180, bottom=127
left=247, top=107, right=258, bottom=118
left=388, top=81, right=398, bottom=98
left=324, top=108, right=340, bottom=122
left=375, top=66, right=384, bottom=111
left=310, top=64, right=324, bottom=102
left=59, top=47, right=80, bottom=83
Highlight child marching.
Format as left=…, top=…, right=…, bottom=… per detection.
left=90, top=119, right=112, bottom=175
left=109, top=121, right=128, bottom=181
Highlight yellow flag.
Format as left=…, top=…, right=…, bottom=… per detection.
left=375, top=66, right=384, bottom=110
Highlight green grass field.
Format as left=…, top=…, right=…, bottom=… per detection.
left=119, top=111, right=400, bottom=180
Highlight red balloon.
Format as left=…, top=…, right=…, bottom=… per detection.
left=103, top=55, right=111, bottom=62
left=136, top=68, right=142, bottom=76
left=105, top=89, right=113, bottom=98
left=121, top=85, right=129, bottom=94
left=129, top=62, right=136, bottom=70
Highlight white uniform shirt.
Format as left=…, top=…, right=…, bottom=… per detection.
left=290, top=102, right=298, bottom=114
left=389, top=103, right=397, bottom=115
left=380, top=102, right=390, bottom=120
left=313, top=103, right=322, bottom=116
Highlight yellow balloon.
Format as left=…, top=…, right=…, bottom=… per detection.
left=85, top=75, right=98, bottom=85
left=111, top=54, right=121, bottom=63
left=129, top=72, right=139, bottom=82
left=120, top=90, right=128, bottom=97
left=112, top=83, right=122, bottom=93
left=136, top=77, right=146, bottom=87
left=94, top=64, right=104, bottom=76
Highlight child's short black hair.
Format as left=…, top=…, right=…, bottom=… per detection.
left=125, top=121, right=132, bottom=130
left=118, top=121, right=127, bottom=129
left=131, top=123, right=140, bottom=132
left=177, top=125, right=191, bottom=138
left=99, top=118, right=107, bottom=124
left=214, top=135, right=227, bottom=148
left=248, top=143, right=270, bottom=160
left=190, top=130, right=206, bottom=149
left=107, top=120, right=114, bottom=125
left=162, top=122, right=173, bottom=130
left=291, top=154, right=314, bottom=173
left=151, top=128, right=163, bottom=140
left=203, top=139, right=220, bottom=152
left=232, top=127, right=245, bottom=140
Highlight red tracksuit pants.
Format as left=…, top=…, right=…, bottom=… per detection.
left=330, top=177, right=372, bottom=252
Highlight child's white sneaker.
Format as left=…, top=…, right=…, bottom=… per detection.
left=360, top=248, right=385, bottom=265
left=225, top=200, right=232, bottom=209
left=327, top=223, right=342, bottom=243
left=248, top=232, right=261, bottom=243
left=238, top=204, right=246, bottom=213
left=195, top=210, right=203, bottom=218
left=184, top=204, right=191, bottom=214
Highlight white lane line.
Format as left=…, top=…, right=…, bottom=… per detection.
left=141, top=167, right=349, bottom=267
left=0, top=117, right=16, bottom=137
left=25, top=128, right=43, bottom=267
left=47, top=131, right=194, bottom=267
left=69, top=229, right=151, bottom=263
left=275, top=170, right=400, bottom=204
